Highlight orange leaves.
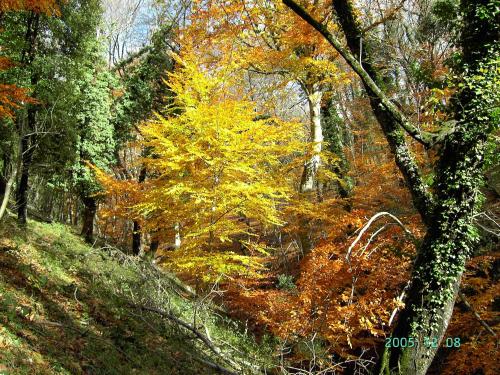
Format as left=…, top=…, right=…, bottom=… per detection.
left=225, top=220, right=415, bottom=354
left=0, top=59, right=38, bottom=120
left=0, top=0, right=60, bottom=15
left=180, top=0, right=344, bottom=91
left=0, top=1, right=60, bottom=120
left=0, top=83, right=33, bottom=119
left=441, top=251, right=500, bottom=375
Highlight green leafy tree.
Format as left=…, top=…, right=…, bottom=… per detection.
left=73, top=66, right=116, bottom=243
left=0, top=0, right=109, bottom=225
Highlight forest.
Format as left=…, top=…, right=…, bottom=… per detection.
left=0, top=0, right=498, bottom=374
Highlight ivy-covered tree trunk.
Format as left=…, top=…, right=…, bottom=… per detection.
left=81, top=196, right=97, bottom=243
left=283, top=0, right=499, bottom=373
left=329, top=0, right=434, bottom=225
left=380, top=1, right=499, bottom=373
left=321, top=95, right=351, bottom=198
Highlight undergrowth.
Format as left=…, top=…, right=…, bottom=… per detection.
left=0, top=217, right=274, bottom=374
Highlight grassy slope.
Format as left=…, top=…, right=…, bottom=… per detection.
left=0, top=218, right=272, bottom=375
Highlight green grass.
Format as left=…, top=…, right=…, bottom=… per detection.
left=0, top=217, right=274, bottom=374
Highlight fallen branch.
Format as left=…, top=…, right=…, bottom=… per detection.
left=131, top=304, right=221, bottom=355
left=458, top=292, right=497, bottom=337
left=192, top=355, right=239, bottom=375
left=129, top=304, right=243, bottom=373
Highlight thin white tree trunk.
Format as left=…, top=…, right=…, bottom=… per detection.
left=0, top=144, right=21, bottom=221
left=300, top=87, right=323, bottom=192
left=0, top=173, right=15, bottom=221
left=174, top=223, right=181, bottom=249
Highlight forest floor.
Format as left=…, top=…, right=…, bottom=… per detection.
left=0, top=216, right=272, bottom=375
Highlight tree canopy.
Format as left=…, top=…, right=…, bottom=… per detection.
left=0, top=1, right=498, bottom=374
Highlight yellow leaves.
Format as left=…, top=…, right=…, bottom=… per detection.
left=98, top=49, right=307, bottom=262
left=158, top=248, right=266, bottom=282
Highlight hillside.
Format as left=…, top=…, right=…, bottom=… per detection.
left=0, top=217, right=272, bottom=375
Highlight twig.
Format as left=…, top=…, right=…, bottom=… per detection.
left=345, top=211, right=416, bottom=260
left=459, top=291, right=497, bottom=337
left=129, top=304, right=241, bottom=370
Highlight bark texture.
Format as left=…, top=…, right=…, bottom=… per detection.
left=16, top=132, right=35, bottom=225
left=81, top=196, right=97, bottom=243
left=15, top=13, right=40, bottom=225
left=379, top=1, right=499, bottom=373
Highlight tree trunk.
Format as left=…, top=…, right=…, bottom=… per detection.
left=283, top=0, right=498, bottom=373
left=0, top=153, right=10, bottom=197
left=0, top=151, right=17, bottom=221
left=379, top=1, right=499, bottom=373
left=15, top=13, right=40, bottom=226
left=132, top=220, right=142, bottom=255
left=300, top=87, right=323, bottom=193
left=321, top=95, right=351, bottom=198
left=0, top=172, right=15, bottom=221
left=81, top=196, right=97, bottom=243
left=150, top=238, right=159, bottom=257
left=16, top=132, right=35, bottom=225
left=132, top=165, right=147, bottom=255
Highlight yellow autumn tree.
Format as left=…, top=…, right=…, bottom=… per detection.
left=183, top=0, right=349, bottom=193
left=96, top=48, right=306, bottom=279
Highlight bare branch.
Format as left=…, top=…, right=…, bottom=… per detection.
left=362, top=0, right=406, bottom=34
left=458, top=292, right=497, bottom=337
left=346, top=211, right=417, bottom=260
left=282, top=0, right=450, bottom=148
left=129, top=304, right=242, bottom=373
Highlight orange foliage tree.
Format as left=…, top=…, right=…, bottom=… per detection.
left=183, top=0, right=349, bottom=193
left=0, top=0, right=60, bottom=14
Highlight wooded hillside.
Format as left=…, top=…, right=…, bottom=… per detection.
left=0, top=1, right=498, bottom=374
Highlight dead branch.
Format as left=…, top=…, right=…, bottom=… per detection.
left=191, top=355, right=239, bottom=375
left=362, top=0, right=406, bottom=34
left=458, top=292, right=497, bottom=337
left=129, top=304, right=243, bottom=373
left=346, top=211, right=417, bottom=260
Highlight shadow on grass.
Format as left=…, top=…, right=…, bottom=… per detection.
left=0, top=219, right=219, bottom=375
